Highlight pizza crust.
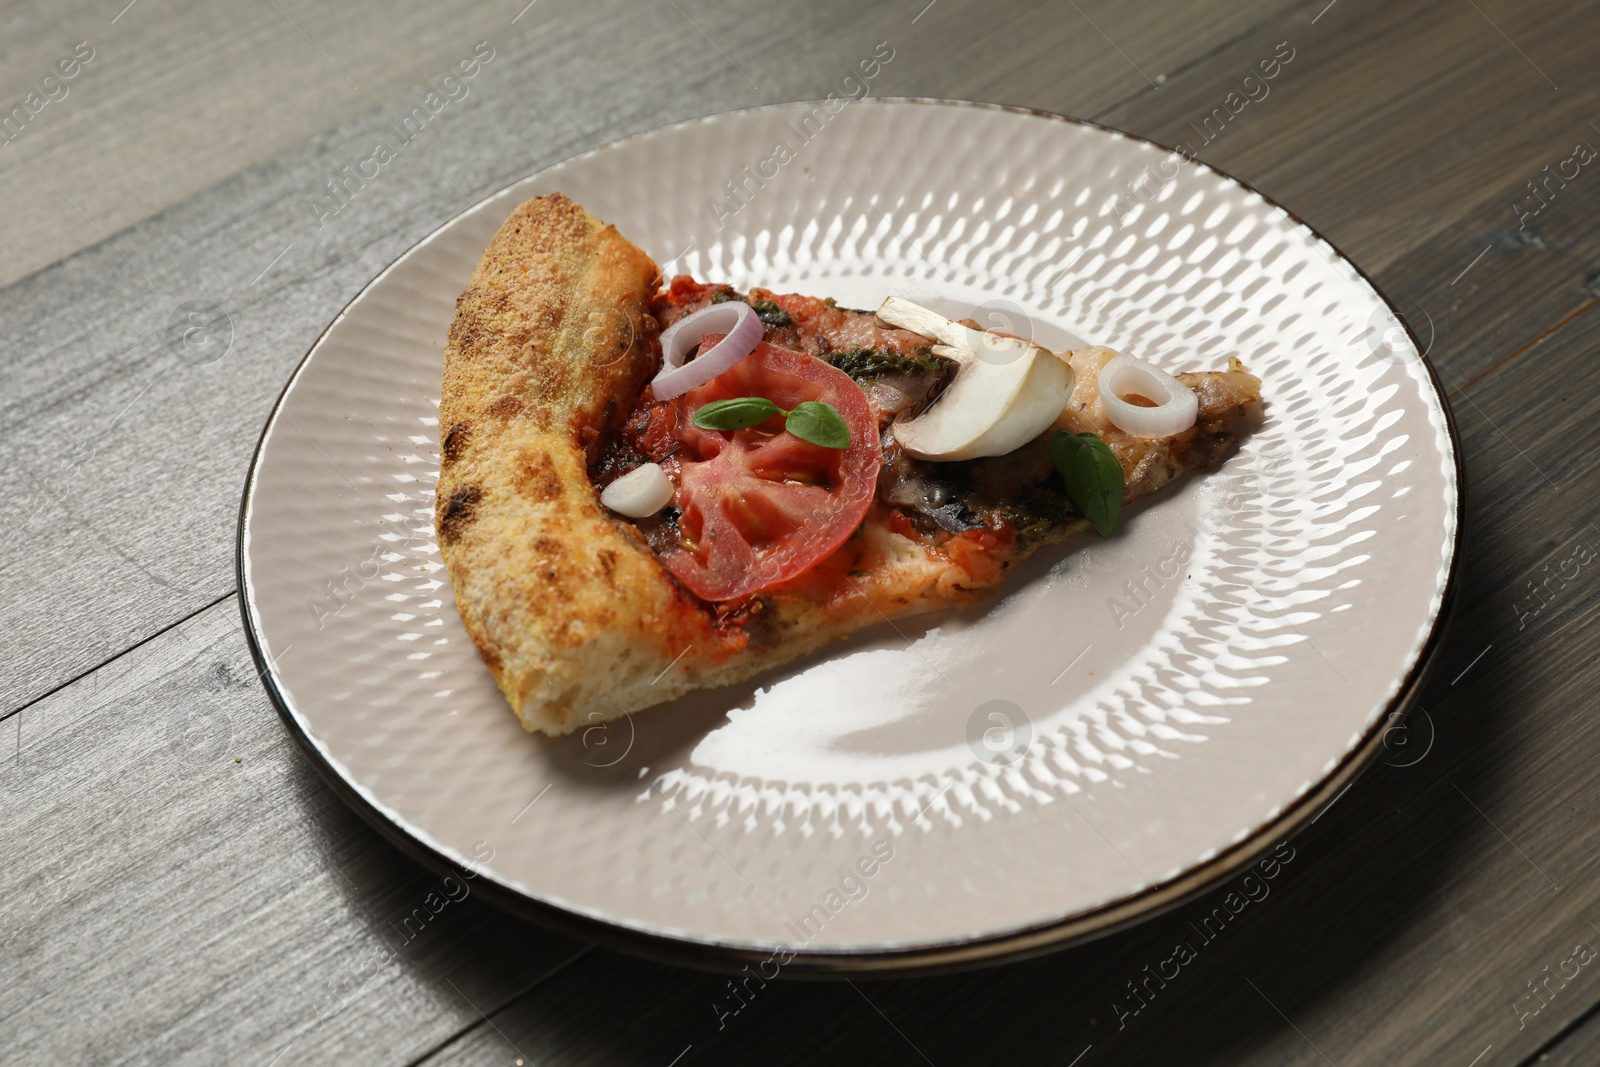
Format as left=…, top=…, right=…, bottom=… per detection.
left=436, top=196, right=962, bottom=734
left=436, top=194, right=709, bottom=734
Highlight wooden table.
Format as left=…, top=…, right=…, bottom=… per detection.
left=3, top=0, right=1598, bottom=1062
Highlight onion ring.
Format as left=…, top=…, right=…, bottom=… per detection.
left=650, top=302, right=764, bottom=400
left=1097, top=354, right=1199, bottom=438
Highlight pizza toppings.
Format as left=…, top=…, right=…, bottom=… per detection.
left=659, top=277, right=942, bottom=368
left=692, top=396, right=851, bottom=449
left=1097, top=354, right=1199, bottom=438
left=651, top=301, right=765, bottom=400
left=599, top=461, right=675, bottom=517
left=596, top=277, right=1259, bottom=612
left=1049, top=432, right=1123, bottom=536
left=629, top=340, right=883, bottom=603
left=872, top=297, right=1075, bottom=461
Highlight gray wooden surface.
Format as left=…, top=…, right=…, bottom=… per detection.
left=3, top=0, right=1599, bottom=1063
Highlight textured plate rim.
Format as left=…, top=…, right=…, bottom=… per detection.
left=236, top=97, right=1467, bottom=976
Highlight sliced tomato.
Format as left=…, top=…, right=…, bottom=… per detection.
left=638, top=340, right=882, bottom=603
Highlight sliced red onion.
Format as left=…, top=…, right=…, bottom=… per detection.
left=650, top=301, right=764, bottom=400
left=1098, top=354, right=1198, bottom=438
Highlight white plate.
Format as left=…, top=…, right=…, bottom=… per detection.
left=239, top=99, right=1462, bottom=972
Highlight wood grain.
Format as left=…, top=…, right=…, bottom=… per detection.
left=1540, top=1003, right=1600, bottom=1065
left=0, top=0, right=548, bottom=290
left=0, top=596, right=586, bottom=1065
left=3, top=0, right=1599, bottom=1063
left=1097, top=0, right=1600, bottom=391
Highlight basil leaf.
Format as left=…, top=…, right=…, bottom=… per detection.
left=691, top=396, right=784, bottom=431
left=784, top=401, right=851, bottom=449
left=1049, top=431, right=1123, bottom=536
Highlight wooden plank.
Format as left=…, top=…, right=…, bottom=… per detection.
left=417, top=950, right=924, bottom=1066
left=0, top=595, right=586, bottom=1065
left=5, top=0, right=1598, bottom=1061
left=0, top=0, right=1296, bottom=711
left=0, top=0, right=555, bottom=291
left=1097, top=0, right=1600, bottom=391
left=418, top=303, right=1600, bottom=1065
left=1539, top=1007, right=1600, bottom=1066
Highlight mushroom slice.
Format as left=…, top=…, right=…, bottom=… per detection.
left=874, top=296, right=1075, bottom=462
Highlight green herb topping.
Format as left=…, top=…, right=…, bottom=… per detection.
left=820, top=345, right=951, bottom=382
left=709, top=287, right=795, bottom=328
left=1049, top=431, right=1123, bottom=536
left=692, top=396, right=851, bottom=449
left=783, top=401, right=850, bottom=449
left=690, top=396, right=783, bottom=430
left=749, top=298, right=795, bottom=328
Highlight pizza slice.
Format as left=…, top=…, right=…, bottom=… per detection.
left=436, top=193, right=1262, bottom=735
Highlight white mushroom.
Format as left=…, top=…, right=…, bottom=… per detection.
left=874, top=296, right=1075, bottom=461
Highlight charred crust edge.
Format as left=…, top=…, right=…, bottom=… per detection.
left=439, top=485, right=483, bottom=544
left=442, top=422, right=472, bottom=466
